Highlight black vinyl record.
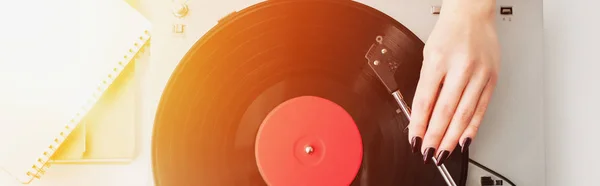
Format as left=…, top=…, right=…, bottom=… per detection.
left=152, top=0, right=468, bottom=185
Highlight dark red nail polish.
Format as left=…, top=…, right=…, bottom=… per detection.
left=423, top=148, right=435, bottom=164
left=411, top=137, right=422, bottom=154
left=461, top=137, right=472, bottom=153
left=436, top=150, right=450, bottom=166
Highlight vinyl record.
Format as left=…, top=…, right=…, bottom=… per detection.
left=152, top=0, right=468, bottom=185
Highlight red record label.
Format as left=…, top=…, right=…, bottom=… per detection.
left=255, top=96, right=363, bottom=186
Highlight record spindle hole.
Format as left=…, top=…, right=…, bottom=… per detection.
left=304, top=145, right=314, bottom=155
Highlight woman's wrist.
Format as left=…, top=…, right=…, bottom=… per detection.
left=441, top=0, right=496, bottom=22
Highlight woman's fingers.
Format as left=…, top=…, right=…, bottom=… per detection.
left=435, top=71, right=490, bottom=165
left=407, top=60, right=444, bottom=154
left=459, top=76, right=497, bottom=152
left=421, top=63, right=471, bottom=164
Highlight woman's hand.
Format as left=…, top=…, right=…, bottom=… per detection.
left=408, top=0, right=500, bottom=165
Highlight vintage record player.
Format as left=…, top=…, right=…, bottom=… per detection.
left=150, top=0, right=544, bottom=185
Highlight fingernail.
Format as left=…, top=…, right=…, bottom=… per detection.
left=436, top=150, right=450, bottom=166
left=410, top=137, right=422, bottom=154
left=423, top=147, right=435, bottom=164
left=461, top=137, right=472, bottom=153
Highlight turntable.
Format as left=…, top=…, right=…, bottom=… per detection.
left=151, top=0, right=544, bottom=185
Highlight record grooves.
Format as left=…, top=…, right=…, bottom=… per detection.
left=152, top=0, right=468, bottom=185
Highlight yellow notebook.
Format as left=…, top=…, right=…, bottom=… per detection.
left=0, top=0, right=149, bottom=184
left=50, top=43, right=149, bottom=163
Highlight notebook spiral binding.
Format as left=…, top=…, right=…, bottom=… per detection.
left=21, top=29, right=151, bottom=184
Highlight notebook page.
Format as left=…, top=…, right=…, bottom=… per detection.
left=0, top=0, right=149, bottom=183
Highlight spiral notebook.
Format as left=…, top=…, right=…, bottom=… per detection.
left=0, top=0, right=150, bottom=184
left=50, top=41, right=149, bottom=163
